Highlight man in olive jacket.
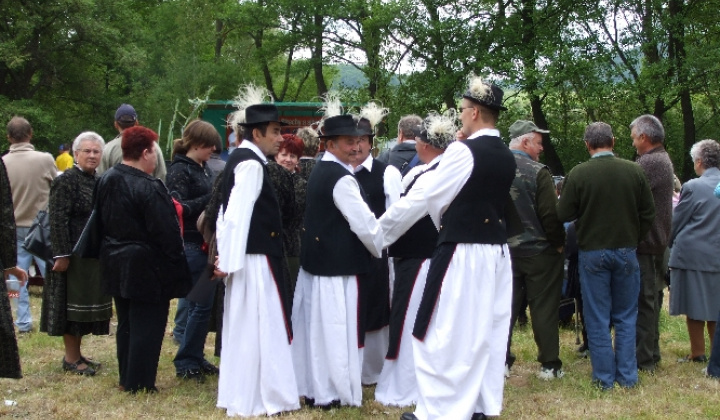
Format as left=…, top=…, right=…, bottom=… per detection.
left=557, top=122, right=654, bottom=390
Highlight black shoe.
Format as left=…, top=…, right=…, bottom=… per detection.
left=62, top=358, right=96, bottom=376
left=401, top=413, right=419, bottom=420
left=200, top=360, right=219, bottom=375
left=471, top=414, right=488, bottom=420
left=80, top=356, right=102, bottom=370
left=304, top=397, right=315, bottom=408
left=316, top=400, right=341, bottom=410
left=177, top=368, right=205, bottom=383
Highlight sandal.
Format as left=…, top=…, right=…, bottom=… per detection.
left=677, top=354, right=707, bottom=363
left=62, top=358, right=96, bottom=376
left=80, top=356, right=102, bottom=370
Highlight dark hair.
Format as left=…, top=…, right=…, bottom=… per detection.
left=630, top=115, right=664, bottom=145
left=122, top=126, right=158, bottom=161
left=280, top=133, right=304, bottom=157
left=116, top=119, right=137, bottom=130
left=173, top=120, right=221, bottom=158
left=6, top=116, right=32, bottom=143
left=584, top=122, right=614, bottom=149
left=242, top=123, right=269, bottom=141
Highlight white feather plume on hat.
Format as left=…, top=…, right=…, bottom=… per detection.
left=317, top=91, right=344, bottom=134
left=422, top=109, right=458, bottom=149
left=358, top=101, right=390, bottom=133
left=466, top=74, right=493, bottom=103
left=229, top=84, right=273, bottom=133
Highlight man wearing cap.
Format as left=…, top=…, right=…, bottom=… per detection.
left=354, top=113, right=402, bottom=386
left=375, top=112, right=456, bottom=407
left=504, top=120, right=566, bottom=380
left=97, top=104, right=167, bottom=181
left=292, top=114, right=383, bottom=408
left=404, top=77, right=518, bottom=420
left=55, top=144, right=73, bottom=172
left=215, top=103, right=299, bottom=416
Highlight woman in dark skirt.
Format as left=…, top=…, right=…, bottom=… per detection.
left=0, top=158, right=28, bottom=379
left=40, top=131, right=112, bottom=376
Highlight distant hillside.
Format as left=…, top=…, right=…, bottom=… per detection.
left=332, top=64, right=400, bottom=88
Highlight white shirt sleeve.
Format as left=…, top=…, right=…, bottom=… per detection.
left=424, top=142, right=473, bottom=228
left=333, top=175, right=384, bottom=258
left=383, top=165, right=403, bottom=208
left=380, top=169, right=436, bottom=248
left=216, top=160, right=263, bottom=274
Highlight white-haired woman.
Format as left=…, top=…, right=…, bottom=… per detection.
left=669, top=139, right=720, bottom=363
left=40, top=132, right=112, bottom=376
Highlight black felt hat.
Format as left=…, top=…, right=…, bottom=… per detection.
left=462, top=83, right=507, bottom=111
left=239, top=104, right=286, bottom=126
left=356, top=117, right=374, bottom=137
left=319, top=115, right=362, bottom=137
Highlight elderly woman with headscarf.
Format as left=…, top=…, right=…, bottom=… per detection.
left=40, top=132, right=111, bottom=376
left=669, top=139, right=720, bottom=363
left=95, top=126, right=192, bottom=393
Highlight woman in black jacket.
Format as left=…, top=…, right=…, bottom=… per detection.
left=95, top=126, right=191, bottom=393
left=166, top=119, right=220, bottom=381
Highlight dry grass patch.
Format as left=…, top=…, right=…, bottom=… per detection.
left=2, top=288, right=720, bottom=419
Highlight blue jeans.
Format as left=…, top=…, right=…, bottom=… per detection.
left=173, top=243, right=214, bottom=372
left=707, top=311, right=720, bottom=378
left=578, top=247, right=640, bottom=389
left=173, top=298, right=189, bottom=344
left=12, top=227, right=48, bottom=332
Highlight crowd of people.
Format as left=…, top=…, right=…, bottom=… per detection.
left=2, top=73, right=720, bottom=419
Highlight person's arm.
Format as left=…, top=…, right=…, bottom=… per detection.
left=424, top=142, right=472, bottom=228
left=636, top=170, right=656, bottom=241
left=556, top=171, right=579, bottom=223
left=380, top=169, right=434, bottom=248
left=0, top=159, right=20, bottom=279
left=48, top=175, right=74, bottom=272
left=166, top=164, right=211, bottom=223
left=669, top=183, right=695, bottom=246
left=333, top=175, right=383, bottom=257
left=535, top=168, right=565, bottom=250
left=216, top=160, right=263, bottom=274
left=383, top=165, right=403, bottom=208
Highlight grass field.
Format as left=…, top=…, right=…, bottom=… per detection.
left=2, top=286, right=720, bottom=419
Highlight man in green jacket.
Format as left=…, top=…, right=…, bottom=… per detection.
left=557, top=122, right=654, bottom=390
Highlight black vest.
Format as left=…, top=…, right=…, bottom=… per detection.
left=437, top=136, right=516, bottom=245
left=221, top=148, right=283, bottom=257
left=388, top=162, right=440, bottom=258
left=354, top=159, right=388, bottom=218
left=300, top=160, right=373, bottom=276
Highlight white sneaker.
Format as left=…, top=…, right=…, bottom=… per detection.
left=504, top=364, right=511, bottom=378
left=538, top=367, right=564, bottom=380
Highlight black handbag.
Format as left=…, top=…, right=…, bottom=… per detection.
left=73, top=209, right=101, bottom=259
left=23, top=209, right=52, bottom=260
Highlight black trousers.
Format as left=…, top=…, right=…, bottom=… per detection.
left=114, top=296, right=169, bottom=393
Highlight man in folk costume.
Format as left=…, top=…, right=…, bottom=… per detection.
left=216, top=87, right=299, bottom=417
left=375, top=111, right=457, bottom=407
left=292, top=114, right=384, bottom=408
left=403, top=76, right=518, bottom=420
left=353, top=102, right=403, bottom=385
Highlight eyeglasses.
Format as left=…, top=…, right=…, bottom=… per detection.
left=79, top=149, right=102, bottom=155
